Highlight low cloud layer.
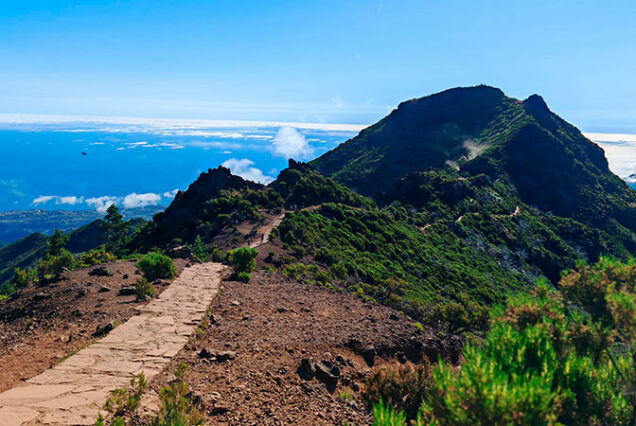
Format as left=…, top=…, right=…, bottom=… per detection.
left=586, top=133, right=636, bottom=179
left=271, top=127, right=315, bottom=160
left=33, top=191, right=171, bottom=214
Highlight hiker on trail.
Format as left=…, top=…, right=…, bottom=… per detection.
left=261, top=234, right=264, bottom=243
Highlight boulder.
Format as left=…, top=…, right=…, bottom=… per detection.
left=363, top=345, right=376, bottom=366
left=118, top=285, right=136, bottom=296
left=298, top=358, right=316, bottom=380
left=93, top=322, right=114, bottom=337
left=89, top=266, right=112, bottom=277
left=167, top=245, right=192, bottom=259
left=314, top=360, right=340, bottom=392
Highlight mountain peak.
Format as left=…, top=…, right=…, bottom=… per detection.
left=523, top=94, right=550, bottom=113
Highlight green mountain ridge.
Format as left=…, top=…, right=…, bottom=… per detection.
left=0, top=218, right=146, bottom=288
left=311, top=85, right=636, bottom=231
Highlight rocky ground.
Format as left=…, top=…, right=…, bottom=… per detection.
left=0, top=259, right=186, bottom=392
left=146, top=270, right=461, bottom=425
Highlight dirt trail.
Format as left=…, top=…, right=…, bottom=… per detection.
left=249, top=211, right=286, bottom=248
left=0, top=263, right=225, bottom=425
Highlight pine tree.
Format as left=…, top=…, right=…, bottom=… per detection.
left=47, top=228, right=68, bottom=256
left=102, top=204, right=128, bottom=254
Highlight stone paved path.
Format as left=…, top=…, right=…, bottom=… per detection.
left=0, top=263, right=225, bottom=425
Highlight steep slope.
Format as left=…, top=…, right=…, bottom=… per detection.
left=0, top=218, right=147, bottom=287
left=311, top=86, right=636, bottom=236
left=0, top=233, right=49, bottom=286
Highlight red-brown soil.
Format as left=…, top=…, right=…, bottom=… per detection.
left=0, top=259, right=187, bottom=392
left=147, top=270, right=461, bottom=425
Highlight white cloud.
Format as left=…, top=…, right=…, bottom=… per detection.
left=125, top=141, right=148, bottom=148
left=163, top=189, right=179, bottom=198
left=86, top=196, right=119, bottom=214
left=271, top=127, right=314, bottom=160
left=122, top=192, right=162, bottom=209
left=57, top=196, right=83, bottom=205
left=31, top=191, right=168, bottom=213
left=221, top=158, right=274, bottom=184
left=33, top=195, right=55, bottom=205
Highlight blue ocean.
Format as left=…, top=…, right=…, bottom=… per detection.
left=0, top=118, right=360, bottom=212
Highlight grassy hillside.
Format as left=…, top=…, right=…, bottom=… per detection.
left=0, top=218, right=147, bottom=288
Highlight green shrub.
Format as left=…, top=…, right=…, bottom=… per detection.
left=102, top=372, right=147, bottom=420
left=136, top=252, right=176, bottom=281
left=134, top=277, right=157, bottom=300
left=372, top=399, right=410, bottom=426
left=236, top=271, right=251, bottom=283
left=37, top=249, right=75, bottom=280
left=211, top=247, right=227, bottom=263
left=12, top=267, right=36, bottom=290
left=78, top=249, right=116, bottom=267
left=228, top=247, right=258, bottom=273
left=364, top=364, right=432, bottom=421
left=421, top=280, right=634, bottom=425
left=150, top=363, right=203, bottom=426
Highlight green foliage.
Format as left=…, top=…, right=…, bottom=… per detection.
left=150, top=363, right=203, bottom=426
left=191, top=235, right=208, bottom=262
left=364, top=364, right=431, bottom=421
left=36, top=249, right=75, bottom=280
left=372, top=399, right=409, bottom=426
left=102, top=204, right=128, bottom=254
left=78, top=249, right=117, bottom=267
left=102, top=372, right=147, bottom=422
left=418, top=261, right=636, bottom=425
left=134, top=277, right=157, bottom=300
left=11, top=267, right=36, bottom=291
left=47, top=228, right=68, bottom=256
left=136, top=252, right=176, bottom=281
left=236, top=271, right=251, bottom=283
left=210, top=247, right=227, bottom=263
left=227, top=247, right=258, bottom=273
left=277, top=203, right=528, bottom=326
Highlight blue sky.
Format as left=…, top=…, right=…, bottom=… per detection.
left=1, top=1, right=636, bottom=131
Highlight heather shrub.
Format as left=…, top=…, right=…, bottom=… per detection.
left=134, top=277, right=157, bottom=300
left=37, top=249, right=75, bottom=280
left=136, top=252, right=176, bottom=281
left=228, top=247, right=258, bottom=273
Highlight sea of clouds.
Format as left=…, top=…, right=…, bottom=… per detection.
left=0, top=114, right=364, bottom=212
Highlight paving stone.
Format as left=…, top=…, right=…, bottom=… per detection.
left=0, top=406, right=40, bottom=425
left=0, top=263, right=225, bottom=425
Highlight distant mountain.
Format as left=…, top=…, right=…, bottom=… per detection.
left=0, top=218, right=147, bottom=287
left=0, top=206, right=164, bottom=247
left=311, top=85, right=636, bottom=234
